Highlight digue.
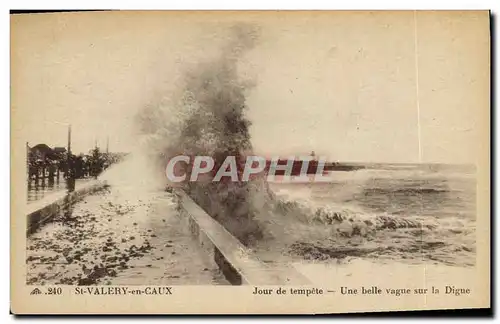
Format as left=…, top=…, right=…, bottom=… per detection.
left=164, top=155, right=333, bottom=183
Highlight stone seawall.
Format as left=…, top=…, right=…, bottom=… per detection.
left=26, top=180, right=108, bottom=235
left=175, top=189, right=311, bottom=286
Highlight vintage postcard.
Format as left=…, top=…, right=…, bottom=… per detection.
left=11, top=10, right=490, bottom=314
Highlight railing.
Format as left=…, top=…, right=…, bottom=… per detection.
left=175, top=189, right=311, bottom=286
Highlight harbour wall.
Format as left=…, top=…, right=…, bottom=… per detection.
left=174, top=189, right=311, bottom=285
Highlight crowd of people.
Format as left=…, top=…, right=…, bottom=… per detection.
left=28, top=147, right=126, bottom=184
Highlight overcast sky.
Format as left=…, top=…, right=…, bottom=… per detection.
left=11, top=11, right=489, bottom=163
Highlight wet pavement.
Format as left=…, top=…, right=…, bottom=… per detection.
left=27, top=178, right=94, bottom=203
left=26, top=183, right=229, bottom=286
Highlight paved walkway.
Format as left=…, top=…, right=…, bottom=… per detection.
left=26, top=182, right=228, bottom=285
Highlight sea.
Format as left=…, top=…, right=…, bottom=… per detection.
left=252, top=163, right=477, bottom=268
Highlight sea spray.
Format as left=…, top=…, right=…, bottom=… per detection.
left=131, top=23, right=473, bottom=265
left=135, top=23, right=274, bottom=245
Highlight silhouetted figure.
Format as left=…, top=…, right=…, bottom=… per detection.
left=48, top=161, right=56, bottom=186
left=89, top=147, right=104, bottom=178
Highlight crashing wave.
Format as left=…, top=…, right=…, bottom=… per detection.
left=273, top=196, right=440, bottom=237
left=134, top=24, right=273, bottom=246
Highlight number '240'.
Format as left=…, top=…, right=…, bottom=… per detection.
left=47, top=287, right=62, bottom=295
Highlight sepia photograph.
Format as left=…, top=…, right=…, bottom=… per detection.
left=10, top=10, right=490, bottom=314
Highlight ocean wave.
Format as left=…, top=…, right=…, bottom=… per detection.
left=271, top=195, right=472, bottom=238
left=326, top=168, right=475, bottom=183
left=363, top=187, right=449, bottom=195
left=287, top=239, right=475, bottom=265
left=254, top=180, right=475, bottom=267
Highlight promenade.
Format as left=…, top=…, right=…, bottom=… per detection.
left=25, top=155, right=311, bottom=286
left=26, top=173, right=229, bottom=286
